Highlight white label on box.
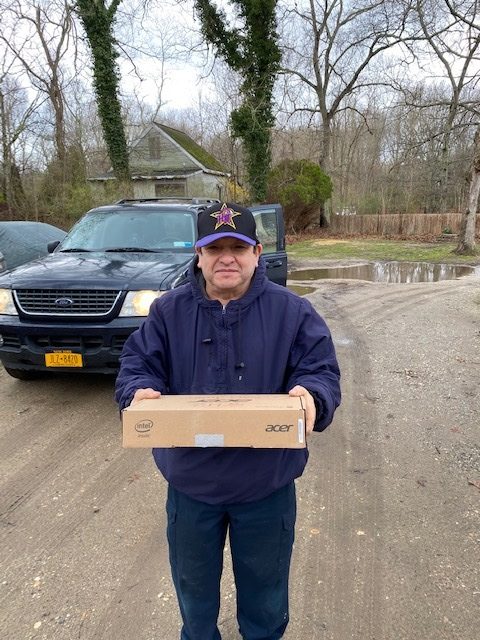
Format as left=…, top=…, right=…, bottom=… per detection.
left=195, top=434, right=225, bottom=447
left=298, top=419, right=304, bottom=443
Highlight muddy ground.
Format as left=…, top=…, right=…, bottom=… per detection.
left=0, top=261, right=479, bottom=640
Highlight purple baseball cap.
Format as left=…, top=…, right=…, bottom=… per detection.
left=195, top=202, right=259, bottom=248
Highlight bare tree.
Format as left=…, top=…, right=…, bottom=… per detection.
left=115, top=3, right=189, bottom=121
left=439, top=0, right=480, bottom=253
left=278, top=0, right=414, bottom=223
left=382, top=79, right=473, bottom=214
left=411, top=0, right=480, bottom=213
left=0, top=0, right=74, bottom=166
left=0, top=70, right=40, bottom=216
left=401, top=0, right=480, bottom=250
left=279, top=1, right=413, bottom=168
left=455, top=125, right=480, bottom=254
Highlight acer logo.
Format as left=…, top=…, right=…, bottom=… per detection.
left=265, top=424, right=293, bottom=432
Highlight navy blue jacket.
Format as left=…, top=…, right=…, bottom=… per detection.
left=115, top=257, right=341, bottom=504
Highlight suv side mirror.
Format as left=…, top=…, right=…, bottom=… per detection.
left=48, top=240, right=61, bottom=253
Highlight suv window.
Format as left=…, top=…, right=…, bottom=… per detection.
left=60, top=209, right=196, bottom=252
left=253, top=208, right=280, bottom=253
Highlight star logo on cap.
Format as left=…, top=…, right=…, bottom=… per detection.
left=211, top=203, right=241, bottom=230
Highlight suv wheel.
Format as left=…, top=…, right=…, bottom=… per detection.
left=4, top=367, right=42, bottom=380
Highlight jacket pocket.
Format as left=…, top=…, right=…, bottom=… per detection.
left=278, top=513, right=295, bottom=577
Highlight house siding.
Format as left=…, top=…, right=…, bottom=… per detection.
left=130, top=174, right=227, bottom=200
left=130, top=130, right=199, bottom=173
left=187, top=174, right=225, bottom=199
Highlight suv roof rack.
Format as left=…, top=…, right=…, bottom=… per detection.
left=115, top=197, right=221, bottom=205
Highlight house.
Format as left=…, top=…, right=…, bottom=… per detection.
left=90, top=122, right=229, bottom=200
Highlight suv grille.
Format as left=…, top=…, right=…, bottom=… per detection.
left=14, top=289, right=122, bottom=316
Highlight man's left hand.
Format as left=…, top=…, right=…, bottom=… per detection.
left=289, top=385, right=316, bottom=434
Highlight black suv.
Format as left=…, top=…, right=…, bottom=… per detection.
left=0, top=199, right=287, bottom=379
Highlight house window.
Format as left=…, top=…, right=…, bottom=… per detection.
left=149, top=136, right=162, bottom=159
left=155, top=181, right=186, bottom=197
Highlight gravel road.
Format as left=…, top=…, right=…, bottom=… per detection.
left=0, top=262, right=479, bottom=640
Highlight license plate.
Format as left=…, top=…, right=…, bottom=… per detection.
left=45, top=351, right=83, bottom=367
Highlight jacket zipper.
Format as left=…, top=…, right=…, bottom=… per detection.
left=220, top=305, right=228, bottom=388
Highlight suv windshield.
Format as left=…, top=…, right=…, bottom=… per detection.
left=59, top=209, right=196, bottom=252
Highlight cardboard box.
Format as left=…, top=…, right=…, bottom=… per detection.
left=122, top=394, right=306, bottom=449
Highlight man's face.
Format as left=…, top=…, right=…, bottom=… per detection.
left=196, top=237, right=263, bottom=301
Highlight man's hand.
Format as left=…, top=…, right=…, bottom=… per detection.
left=130, top=388, right=162, bottom=406
left=289, top=385, right=316, bottom=434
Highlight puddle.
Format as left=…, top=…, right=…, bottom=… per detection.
left=287, top=284, right=317, bottom=296
left=289, top=262, right=478, bottom=284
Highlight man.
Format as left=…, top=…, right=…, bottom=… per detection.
left=115, top=202, right=341, bottom=640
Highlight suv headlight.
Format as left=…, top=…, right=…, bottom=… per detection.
left=119, top=290, right=165, bottom=317
left=0, top=289, right=18, bottom=315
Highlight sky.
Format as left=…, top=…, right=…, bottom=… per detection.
left=121, top=61, right=207, bottom=111
left=117, top=0, right=214, bottom=112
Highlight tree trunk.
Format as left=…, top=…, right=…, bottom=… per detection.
left=318, top=119, right=332, bottom=227
left=50, top=78, right=66, bottom=166
left=34, top=4, right=67, bottom=166
left=454, top=127, right=479, bottom=255
left=439, top=129, right=451, bottom=213
left=0, top=88, right=13, bottom=217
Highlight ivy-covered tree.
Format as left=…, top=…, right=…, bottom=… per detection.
left=75, top=0, right=130, bottom=182
left=194, top=0, right=280, bottom=202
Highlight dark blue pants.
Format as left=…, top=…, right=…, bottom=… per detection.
left=166, top=483, right=296, bottom=640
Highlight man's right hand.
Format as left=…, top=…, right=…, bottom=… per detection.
left=130, top=388, right=162, bottom=406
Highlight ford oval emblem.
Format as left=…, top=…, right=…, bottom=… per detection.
left=135, top=420, right=153, bottom=434
left=54, top=297, right=74, bottom=307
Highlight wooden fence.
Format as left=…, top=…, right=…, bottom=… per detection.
left=329, top=212, right=480, bottom=237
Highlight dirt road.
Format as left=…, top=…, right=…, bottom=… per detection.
left=1, top=264, right=479, bottom=640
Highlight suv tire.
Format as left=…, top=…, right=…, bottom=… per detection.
left=4, top=367, right=42, bottom=381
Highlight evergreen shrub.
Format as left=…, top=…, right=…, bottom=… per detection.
left=267, top=159, right=332, bottom=233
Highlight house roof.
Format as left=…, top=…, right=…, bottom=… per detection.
left=153, top=122, right=226, bottom=173
left=89, top=122, right=228, bottom=180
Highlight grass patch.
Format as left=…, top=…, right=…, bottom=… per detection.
left=287, top=238, right=480, bottom=264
